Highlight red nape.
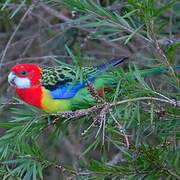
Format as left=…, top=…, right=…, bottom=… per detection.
left=15, top=87, right=42, bottom=109
left=97, top=88, right=105, bottom=96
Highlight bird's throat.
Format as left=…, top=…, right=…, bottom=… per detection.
left=15, top=86, right=42, bottom=109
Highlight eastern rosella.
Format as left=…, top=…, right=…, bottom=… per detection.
left=8, top=58, right=179, bottom=113
left=8, top=57, right=127, bottom=113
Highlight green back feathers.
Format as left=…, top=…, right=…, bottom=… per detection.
left=41, top=66, right=76, bottom=87
left=41, top=65, right=100, bottom=88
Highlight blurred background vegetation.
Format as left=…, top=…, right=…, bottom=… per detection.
left=0, top=0, right=180, bottom=179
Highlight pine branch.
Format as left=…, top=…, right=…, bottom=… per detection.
left=51, top=96, right=179, bottom=148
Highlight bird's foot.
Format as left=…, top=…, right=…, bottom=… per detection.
left=47, top=115, right=59, bottom=125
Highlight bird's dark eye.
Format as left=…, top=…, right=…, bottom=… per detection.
left=19, top=70, right=27, bottom=76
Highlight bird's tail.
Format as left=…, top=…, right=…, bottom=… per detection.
left=97, top=64, right=180, bottom=87
left=135, top=65, right=180, bottom=78
left=96, top=56, right=128, bottom=72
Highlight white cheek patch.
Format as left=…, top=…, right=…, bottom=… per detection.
left=14, top=77, right=31, bottom=89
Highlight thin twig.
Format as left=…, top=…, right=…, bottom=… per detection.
left=110, top=96, right=179, bottom=107
left=153, top=91, right=175, bottom=104
left=1, top=102, right=22, bottom=105
left=40, top=3, right=70, bottom=21
left=101, top=104, right=109, bottom=144
left=148, top=21, right=179, bottom=85
left=95, top=104, right=109, bottom=144
left=0, top=2, right=37, bottom=69
left=85, top=80, right=105, bottom=103
left=95, top=113, right=104, bottom=139
left=55, top=96, right=179, bottom=119
left=110, top=111, right=129, bottom=148
left=81, top=118, right=97, bottom=136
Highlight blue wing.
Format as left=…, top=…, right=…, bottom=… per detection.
left=50, top=77, right=95, bottom=99
left=49, top=57, right=127, bottom=99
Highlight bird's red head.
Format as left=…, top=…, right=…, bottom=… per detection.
left=9, top=64, right=41, bottom=88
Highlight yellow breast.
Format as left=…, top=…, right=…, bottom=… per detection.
left=41, top=88, right=71, bottom=113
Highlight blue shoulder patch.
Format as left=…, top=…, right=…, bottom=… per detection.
left=50, top=77, right=95, bottom=99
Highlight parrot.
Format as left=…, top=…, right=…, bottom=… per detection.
left=8, top=57, right=127, bottom=113
left=8, top=57, right=179, bottom=113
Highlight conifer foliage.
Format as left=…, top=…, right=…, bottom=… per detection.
left=0, top=0, right=179, bottom=179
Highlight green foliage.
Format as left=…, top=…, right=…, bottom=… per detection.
left=0, top=0, right=32, bottom=18
left=62, top=0, right=146, bottom=44
left=78, top=144, right=179, bottom=179
left=0, top=0, right=180, bottom=179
